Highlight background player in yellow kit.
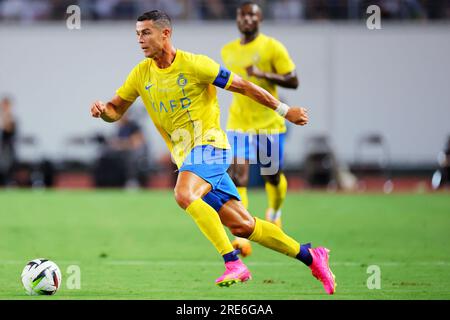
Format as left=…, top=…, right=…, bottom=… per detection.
left=90, top=10, right=335, bottom=294
left=222, top=1, right=299, bottom=256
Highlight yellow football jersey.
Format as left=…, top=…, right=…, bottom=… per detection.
left=222, top=33, right=296, bottom=133
left=116, top=49, right=234, bottom=168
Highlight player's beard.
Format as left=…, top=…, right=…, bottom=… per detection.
left=144, top=46, right=158, bottom=59
left=240, top=25, right=259, bottom=38
left=242, top=29, right=258, bottom=39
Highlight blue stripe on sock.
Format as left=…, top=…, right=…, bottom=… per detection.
left=296, top=243, right=313, bottom=266
left=223, top=249, right=239, bottom=263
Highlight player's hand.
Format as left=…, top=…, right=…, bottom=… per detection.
left=246, top=65, right=264, bottom=78
left=90, top=100, right=106, bottom=118
left=285, top=107, right=308, bottom=126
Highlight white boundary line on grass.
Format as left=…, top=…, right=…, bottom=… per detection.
left=0, top=260, right=81, bottom=265
left=103, top=260, right=450, bottom=267
left=2, top=260, right=449, bottom=267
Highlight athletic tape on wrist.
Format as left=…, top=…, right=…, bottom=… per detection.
left=275, top=102, right=290, bottom=117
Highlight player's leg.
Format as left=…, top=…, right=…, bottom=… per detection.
left=258, top=133, right=288, bottom=228
left=227, top=131, right=254, bottom=256
left=218, top=194, right=336, bottom=294
left=262, top=171, right=287, bottom=228
left=227, top=160, right=253, bottom=257
left=228, top=159, right=250, bottom=209
left=177, top=146, right=251, bottom=287
left=174, top=171, right=236, bottom=257
left=227, top=131, right=255, bottom=211
left=219, top=198, right=301, bottom=258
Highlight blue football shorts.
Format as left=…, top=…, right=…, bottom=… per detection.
left=179, top=145, right=241, bottom=212
left=227, top=131, right=286, bottom=171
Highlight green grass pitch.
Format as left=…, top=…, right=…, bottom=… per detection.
left=0, top=189, right=449, bottom=300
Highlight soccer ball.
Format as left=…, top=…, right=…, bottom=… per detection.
left=21, top=259, right=62, bottom=296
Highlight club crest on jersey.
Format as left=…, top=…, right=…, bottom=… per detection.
left=177, top=74, right=188, bottom=88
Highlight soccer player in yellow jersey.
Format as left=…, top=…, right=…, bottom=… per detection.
left=90, top=10, right=335, bottom=294
left=222, top=2, right=298, bottom=256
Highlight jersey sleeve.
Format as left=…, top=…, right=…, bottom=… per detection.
left=116, top=65, right=140, bottom=102
left=195, top=54, right=234, bottom=89
left=271, top=39, right=296, bottom=75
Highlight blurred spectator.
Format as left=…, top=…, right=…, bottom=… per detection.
left=0, top=96, right=17, bottom=186
left=304, top=0, right=330, bottom=20
left=93, top=114, right=149, bottom=188
left=49, top=0, right=73, bottom=20
left=358, top=0, right=426, bottom=20
left=271, top=0, right=304, bottom=21
left=138, top=0, right=189, bottom=20
left=423, top=0, right=450, bottom=19
left=113, top=0, right=137, bottom=20
left=432, top=136, right=450, bottom=190
left=380, top=0, right=426, bottom=19
left=0, top=0, right=26, bottom=21
left=198, top=0, right=225, bottom=20
left=111, top=114, right=150, bottom=187
left=0, top=0, right=449, bottom=22
left=92, top=0, right=119, bottom=20
left=329, top=0, right=348, bottom=19
left=303, top=135, right=357, bottom=190
left=222, top=0, right=243, bottom=20
left=302, top=135, right=338, bottom=188
left=0, top=0, right=51, bottom=22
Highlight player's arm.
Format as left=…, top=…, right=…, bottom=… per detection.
left=90, top=95, right=133, bottom=123
left=246, top=66, right=299, bottom=89
left=226, top=74, right=307, bottom=126
left=246, top=39, right=299, bottom=89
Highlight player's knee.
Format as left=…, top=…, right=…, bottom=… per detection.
left=232, top=172, right=248, bottom=187
left=174, top=187, right=196, bottom=209
left=230, top=218, right=255, bottom=238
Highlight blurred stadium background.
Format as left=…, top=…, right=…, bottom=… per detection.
left=0, top=0, right=450, bottom=300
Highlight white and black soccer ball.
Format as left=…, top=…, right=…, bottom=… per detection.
left=21, top=259, right=62, bottom=296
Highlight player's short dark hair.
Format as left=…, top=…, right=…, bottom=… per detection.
left=137, top=10, right=172, bottom=29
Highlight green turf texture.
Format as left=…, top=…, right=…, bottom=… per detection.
left=0, top=189, right=449, bottom=300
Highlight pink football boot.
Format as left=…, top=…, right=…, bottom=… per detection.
left=309, top=247, right=336, bottom=294
left=215, top=259, right=252, bottom=287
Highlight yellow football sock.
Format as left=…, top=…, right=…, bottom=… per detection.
left=265, top=173, right=288, bottom=211
left=236, top=186, right=249, bottom=209
left=186, top=198, right=234, bottom=256
left=248, top=217, right=300, bottom=258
